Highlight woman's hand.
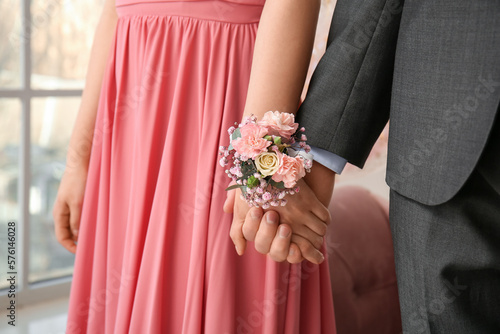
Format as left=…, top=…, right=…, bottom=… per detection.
left=51, top=0, right=118, bottom=254
left=52, top=167, right=88, bottom=253
left=225, top=178, right=330, bottom=264
left=225, top=162, right=335, bottom=264
left=224, top=0, right=322, bottom=263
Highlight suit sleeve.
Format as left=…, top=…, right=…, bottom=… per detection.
left=297, top=0, right=404, bottom=168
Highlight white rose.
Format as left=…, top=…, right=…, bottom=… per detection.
left=255, top=152, right=282, bottom=177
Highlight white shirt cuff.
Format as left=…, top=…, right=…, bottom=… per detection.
left=309, top=146, right=347, bottom=175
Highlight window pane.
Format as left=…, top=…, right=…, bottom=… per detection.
left=29, top=97, right=79, bottom=283
left=0, top=0, right=22, bottom=88
left=31, top=0, right=103, bottom=89
left=0, top=99, right=21, bottom=290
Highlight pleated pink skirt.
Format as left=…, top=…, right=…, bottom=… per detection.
left=66, top=1, right=336, bottom=333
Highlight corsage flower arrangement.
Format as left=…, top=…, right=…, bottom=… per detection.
left=219, top=111, right=313, bottom=208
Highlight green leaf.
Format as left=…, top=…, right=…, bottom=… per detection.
left=226, top=184, right=244, bottom=191
left=247, top=175, right=259, bottom=188
left=273, top=136, right=282, bottom=145
left=269, top=180, right=286, bottom=189
left=231, top=127, right=242, bottom=141
left=240, top=160, right=257, bottom=176
left=228, top=128, right=241, bottom=151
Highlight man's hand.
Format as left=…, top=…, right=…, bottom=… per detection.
left=224, top=171, right=332, bottom=264
left=225, top=162, right=335, bottom=263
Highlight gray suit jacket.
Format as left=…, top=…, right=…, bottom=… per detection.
left=297, top=0, right=500, bottom=205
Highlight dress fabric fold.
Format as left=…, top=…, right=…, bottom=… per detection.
left=66, top=1, right=336, bottom=333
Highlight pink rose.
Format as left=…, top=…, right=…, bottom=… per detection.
left=259, top=111, right=299, bottom=138
left=240, top=123, right=268, bottom=138
left=232, top=124, right=271, bottom=159
left=272, top=155, right=306, bottom=188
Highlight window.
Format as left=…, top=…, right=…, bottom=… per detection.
left=0, top=0, right=101, bottom=306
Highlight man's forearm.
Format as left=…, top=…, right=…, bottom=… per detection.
left=304, top=161, right=335, bottom=208
left=309, top=146, right=347, bottom=174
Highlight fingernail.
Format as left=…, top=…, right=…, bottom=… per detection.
left=279, top=225, right=290, bottom=238
left=235, top=245, right=241, bottom=256
left=288, top=247, right=295, bottom=257
left=251, top=209, right=261, bottom=220
left=72, top=229, right=78, bottom=236
left=266, top=213, right=276, bottom=224
left=317, top=251, right=325, bottom=263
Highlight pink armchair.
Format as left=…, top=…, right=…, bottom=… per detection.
left=326, top=186, right=402, bottom=334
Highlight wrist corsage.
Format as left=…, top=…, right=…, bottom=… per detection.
left=219, top=111, right=313, bottom=208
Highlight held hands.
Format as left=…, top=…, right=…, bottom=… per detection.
left=224, top=163, right=335, bottom=264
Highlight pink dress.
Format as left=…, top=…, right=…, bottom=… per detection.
left=66, top=1, right=336, bottom=333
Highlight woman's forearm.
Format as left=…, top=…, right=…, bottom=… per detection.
left=243, top=0, right=321, bottom=119
left=66, top=0, right=117, bottom=172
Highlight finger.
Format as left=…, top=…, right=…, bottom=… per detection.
left=242, top=207, right=263, bottom=242
left=286, top=242, right=304, bottom=264
left=254, top=211, right=280, bottom=255
left=56, top=222, right=77, bottom=253
left=283, top=211, right=325, bottom=250
left=230, top=192, right=249, bottom=256
left=223, top=188, right=236, bottom=214
left=268, top=224, right=292, bottom=262
left=291, top=234, right=325, bottom=264
left=310, top=203, right=332, bottom=227
left=295, top=178, right=332, bottom=229
left=279, top=195, right=328, bottom=239
left=230, top=217, right=246, bottom=256
left=69, top=201, right=82, bottom=242
left=53, top=201, right=77, bottom=254
left=302, top=209, right=329, bottom=237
